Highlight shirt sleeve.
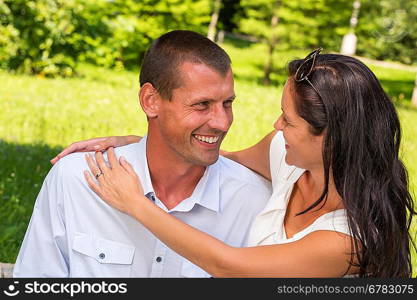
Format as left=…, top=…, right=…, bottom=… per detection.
left=13, top=162, right=69, bottom=277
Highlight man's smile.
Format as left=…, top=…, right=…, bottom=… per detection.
left=193, top=134, right=221, bottom=145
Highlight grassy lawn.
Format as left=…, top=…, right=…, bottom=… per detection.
left=1, top=40, right=416, bottom=275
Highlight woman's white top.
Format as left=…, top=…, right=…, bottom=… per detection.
left=247, top=131, right=352, bottom=246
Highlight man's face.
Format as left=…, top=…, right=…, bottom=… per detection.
left=155, top=62, right=235, bottom=166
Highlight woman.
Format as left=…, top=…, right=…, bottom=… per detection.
left=51, top=50, right=416, bottom=277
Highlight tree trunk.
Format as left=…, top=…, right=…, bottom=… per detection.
left=207, top=0, right=222, bottom=41
left=412, top=72, right=417, bottom=107
left=263, top=42, right=275, bottom=85
left=263, top=10, right=280, bottom=85
left=340, top=0, right=361, bottom=55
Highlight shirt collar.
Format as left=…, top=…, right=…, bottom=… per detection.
left=187, top=163, right=220, bottom=213
left=134, top=135, right=220, bottom=213
left=132, top=135, right=155, bottom=198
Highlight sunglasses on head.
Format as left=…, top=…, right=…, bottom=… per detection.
left=294, top=48, right=323, bottom=97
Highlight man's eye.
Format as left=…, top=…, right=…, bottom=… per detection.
left=193, top=102, right=209, bottom=110
left=223, top=100, right=234, bottom=108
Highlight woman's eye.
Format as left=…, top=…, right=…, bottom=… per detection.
left=283, top=117, right=291, bottom=126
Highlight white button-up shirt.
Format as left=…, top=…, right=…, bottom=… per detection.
left=13, top=136, right=271, bottom=277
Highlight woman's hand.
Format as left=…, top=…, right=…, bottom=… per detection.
left=50, top=135, right=142, bottom=165
left=83, top=147, right=145, bottom=215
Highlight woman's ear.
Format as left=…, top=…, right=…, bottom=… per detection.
left=139, top=83, right=161, bottom=118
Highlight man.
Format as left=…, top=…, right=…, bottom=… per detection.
left=13, top=30, right=271, bottom=277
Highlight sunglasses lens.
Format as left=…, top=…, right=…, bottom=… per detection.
left=296, top=58, right=314, bottom=81
left=295, top=48, right=321, bottom=82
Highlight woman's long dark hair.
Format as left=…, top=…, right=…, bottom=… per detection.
left=288, top=53, right=416, bottom=277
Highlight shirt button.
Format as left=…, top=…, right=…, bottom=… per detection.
left=99, top=253, right=106, bottom=259
left=156, top=256, right=162, bottom=263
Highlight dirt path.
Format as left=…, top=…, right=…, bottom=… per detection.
left=353, top=55, right=417, bottom=72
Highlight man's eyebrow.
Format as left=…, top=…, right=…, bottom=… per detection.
left=191, top=95, right=236, bottom=103
left=190, top=97, right=212, bottom=103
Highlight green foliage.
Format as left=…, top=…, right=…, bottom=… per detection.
left=236, top=0, right=354, bottom=84
left=355, top=0, right=417, bottom=65
left=74, top=0, right=211, bottom=69
left=0, top=0, right=79, bottom=76
left=1, top=0, right=416, bottom=78
left=281, top=0, right=352, bottom=50
left=239, top=0, right=280, bottom=43
left=0, top=2, right=18, bottom=69
left=237, top=0, right=352, bottom=50
left=235, top=0, right=416, bottom=66
left=0, top=0, right=211, bottom=76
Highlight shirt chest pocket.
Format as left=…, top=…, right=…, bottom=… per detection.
left=71, top=232, right=135, bottom=277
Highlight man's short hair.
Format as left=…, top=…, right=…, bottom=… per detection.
left=139, top=30, right=232, bottom=99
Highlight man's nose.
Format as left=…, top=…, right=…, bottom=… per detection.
left=208, top=105, right=232, bottom=132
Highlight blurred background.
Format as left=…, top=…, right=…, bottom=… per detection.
left=0, top=0, right=416, bottom=275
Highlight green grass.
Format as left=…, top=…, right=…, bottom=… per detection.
left=1, top=41, right=417, bottom=276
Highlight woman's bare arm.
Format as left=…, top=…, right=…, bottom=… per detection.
left=221, top=130, right=277, bottom=181
left=129, top=194, right=355, bottom=277
left=85, top=148, right=356, bottom=278
left=51, top=129, right=277, bottom=177
left=50, top=135, right=141, bottom=164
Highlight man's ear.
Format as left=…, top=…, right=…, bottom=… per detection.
left=139, top=83, right=161, bottom=118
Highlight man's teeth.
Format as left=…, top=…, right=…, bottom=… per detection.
left=194, top=135, right=220, bottom=144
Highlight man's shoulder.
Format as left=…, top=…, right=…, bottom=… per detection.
left=215, top=156, right=272, bottom=191
left=52, top=151, right=89, bottom=178
left=58, top=143, right=140, bottom=164
left=55, top=142, right=141, bottom=178
left=112, top=142, right=141, bottom=159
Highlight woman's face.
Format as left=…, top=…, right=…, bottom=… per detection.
left=274, top=80, right=324, bottom=170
